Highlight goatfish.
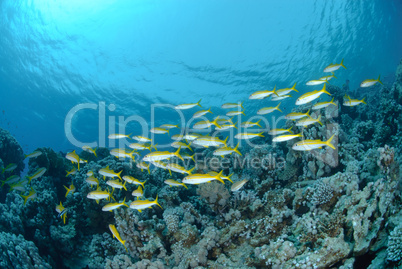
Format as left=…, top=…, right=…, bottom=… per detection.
left=240, top=120, right=262, bottom=128
left=9, top=180, right=28, bottom=192
left=132, top=186, right=144, bottom=197
left=87, top=186, right=113, bottom=203
left=143, top=147, right=183, bottom=162
left=122, top=176, right=147, bottom=187
left=257, top=103, right=282, bottom=115
left=343, top=95, right=367, bottom=107
left=183, top=170, right=225, bottom=184
left=208, top=171, right=233, bottom=183
left=85, top=176, right=99, bottom=188
left=20, top=187, right=37, bottom=205
left=24, top=151, right=42, bottom=159
left=221, top=102, right=244, bottom=109
left=150, top=127, right=169, bottom=135
left=2, top=163, right=17, bottom=174
left=226, top=110, right=246, bottom=116
left=192, top=136, right=228, bottom=148
left=268, top=127, right=293, bottom=135
left=27, top=167, right=46, bottom=183
left=193, top=108, right=212, bottom=118
left=319, top=73, right=336, bottom=81
left=231, top=179, right=249, bottom=192
left=136, top=162, right=150, bottom=174
left=360, top=75, right=383, bottom=87
left=292, top=134, right=336, bottom=151
left=55, top=202, right=67, bottom=224
left=99, top=166, right=123, bottom=180
left=129, top=195, right=163, bottom=212
left=82, top=146, right=97, bottom=157
left=160, top=124, right=179, bottom=129
left=65, top=150, right=81, bottom=170
left=108, top=133, right=131, bottom=139
left=109, top=224, right=127, bottom=251
left=249, top=86, right=278, bottom=99
left=106, top=179, right=127, bottom=191
left=166, top=164, right=195, bottom=175
left=285, top=109, right=312, bottom=120
left=276, top=83, right=298, bottom=96
left=66, top=168, right=77, bottom=177
left=323, top=59, right=346, bottom=73
left=129, top=143, right=157, bottom=152
left=164, top=179, right=188, bottom=189
left=296, top=84, right=331, bottom=105
left=213, top=143, right=242, bottom=157
left=110, top=148, right=137, bottom=161
left=271, top=94, right=292, bottom=101
left=296, top=115, right=323, bottom=127
left=171, top=141, right=192, bottom=152
left=193, top=117, right=222, bottom=129
left=1, top=175, right=20, bottom=187
left=175, top=99, right=202, bottom=110
left=306, top=80, right=327, bottom=86
left=64, top=184, right=76, bottom=197
left=234, top=132, right=264, bottom=140
left=272, top=134, right=302, bottom=142
left=312, top=97, right=337, bottom=110
left=102, top=197, right=129, bottom=212
left=132, top=136, right=151, bottom=143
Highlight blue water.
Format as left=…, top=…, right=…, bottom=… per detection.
left=0, top=0, right=401, bottom=154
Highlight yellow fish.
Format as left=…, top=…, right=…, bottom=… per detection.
left=129, top=195, right=163, bottom=212
left=85, top=176, right=99, bottom=188
left=276, top=83, right=298, bottom=96
left=208, top=171, right=234, bottom=183
left=292, top=134, right=336, bottom=151
left=213, top=143, right=242, bottom=157
left=343, top=95, right=367, bottom=107
left=285, top=109, right=312, bottom=120
left=106, top=179, right=127, bottom=191
left=183, top=170, right=225, bottom=185
left=55, top=202, right=68, bottom=224
left=360, top=75, right=383, bottom=87
left=122, top=176, right=147, bottom=187
left=193, top=117, right=222, bottom=129
left=234, top=132, right=264, bottom=140
left=64, top=184, right=76, bottom=197
left=249, top=86, right=278, bottom=99
left=110, top=148, right=137, bottom=161
left=268, top=127, right=293, bottom=135
left=240, top=119, right=262, bottom=128
left=99, top=166, right=123, bottom=180
left=66, top=168, right=77, bottom=177
left=132, top=136, right=151, bottom=142
left=257, top=103, right=282, bottom=115
left=295, top=84, right=331, bottom=105
left=305, top=79, right=327, bottom=86
left=108, top=133, right=131, bottom=139
left=272, top=134, right=302, bottom=142
left=164, top=179, right=188, bottom=189
left=102, top=198, right=129, bottom=212
left=143, top=147, right=184, bottom=162
left=171, top=141, right=192, bottom=152
left=109, top=224, right=127, bottom=251
left=166, top=163, right=195, bottom=175
left=296, top=115, right=323, bottom=127
left=226, top=110, right=246, bottom=116
left=323, top=59, right=346, bottom=73
left=87, top=186, right=113, bottom=203
left=312, top=97, right=337, bottom=110
left=192, top=136, right=228, bottom=148
left=221, top=102, right=243, bottom=109
left=160, top=124, right=179, bottom=129
left=24, top=151, right=42, bottom=159
left=132, top=186, right=144, bottom=197
left=136, top=162, right=151, bottom=174
left=82, top=146, right=97, bottom=157
left=2, top=163, right=17, bottom=174
left=175, top=99, right=202, bottom=110
left=193, top=107, right=212, bottom=118
left=20, top=187, right=37, bottom=205
left=150, top=127, right=169, bottom=135
left=27, top=167, right=47, bottom=183
left=65, top=150, right=81, bottom=170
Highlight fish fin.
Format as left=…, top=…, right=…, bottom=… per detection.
left=330, top=97, right=335, bottom=105
left=317, top=115, right=323, bottom=126
left=188, top=166, right=195, bottom=175
left=182, top=183, right=188, bottom=189
left=226, top=173, right=234, bottom=183
left=326, top=134, right=336, bottom=150
left=223, top=136, right=229, bottom=146
left=287, top=127, right=294, bottom=134
left=276, top=102, right=282, bottom=113
left=138, top=209, right=142, bottom=213
left=256, top=119, right=262, bottom=128
left=361, top=97, right=367, bottom=105
left=96, top=199, right=100, bottom=204
left=190, top=154, right=195, bottom=162
left=93, top=148, right=97, bottom=157
left=141, top=180, right=147, bottom=188
left=291, top=83, right=298, bottom=92
left=272, top=85, right=279, bottom=97
left=168, top=169, right=172, bottom=176
left=197, top=99, right=202, bottom=107
left=215, top=170, right=225, bottom=184
left=258, top=132, right=264, bottom=137
left=174, top=147, right=184, bottom=161
left=147, top=167, right=150, bottom=174
left=123, top=181, right=127, bottom=191
left=241, top=111, right=246, bottom=116
left=234, top=143, right=242, bottom=156
left=240, top=101, right=244, bottom=109
left=155, top=195, right=163, bottom=209
left=117, top=170, right=123, bottom=180
left=63, top=185, right=70, bottom=197
left=340, top=58, right=346, bottom=69
left=322, top=83, right=331, bottom=96
left=377, top=74, right=383, bottom=85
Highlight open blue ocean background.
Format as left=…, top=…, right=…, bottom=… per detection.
left=0, top=0, right=401, bottom=153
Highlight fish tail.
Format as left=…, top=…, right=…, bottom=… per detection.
left=234, top=143, right=242, bottom=156
left=123, top=181, right=127, bottom=191
left=147, top=167, right=150, bottom=174
left=361, top=97, right=367, bottom=105
left=340, top=58, right=346, bottom=69
left=229, top=116, right=234, bottom=124
left=208, top=107, right=212, bottom=114
left=141, top=180, right=147, bottom=188
left=317, top=115, right=323, bottom=126
left=276, top=102, right=282, bottom=113
left=223, top=136, right=229, bottom=146
left=0, top=180, right=6, bottom=188
left=117, top=170, right=123, bottom=180
left=326, top=133, right=336, bottom=150
left=330, top=97, right=335, bottom=105
left=273, top=85, right=279, bottom=96
left=306, top=109, right=312, bottom=119
left=188, top=166, right=195, bottom=175
left=233, top=121, right=238, bottom=129
left=180, top=183, right=188, bottom=189
left=197, top=99, right=202, bottom=107
left=241, top=110, right=246, bottom=116
left=377, top=74, right=383, bottom=85
left=63, top=185, right=70, bottom=197
left=93, top=148, right=97, bottom=157
left=215, top=170, right=225, bottom=184
left=190, top=154, right=195, bottom=162
left=256, top=119, right=262, bottom=128
left=166, top=129, right=170, bottom=135
left=258, top=132, right=264, bottom=137
left=240, top=101, right=244, bottom=109
left=63, top=213, right=66, bottom=224
left=155, top=195, right=163, bottom=209
left=291, top=83, right=298, bottom=93
left=175, top=146, right=184, bottom=161
left=226, top=173, right=234, bottom=183
left=212, top=116, right=221, bottom=129
left=153, top=143, right=158, bottom=151
left=187, top=144, right=193, bottom=152
left=20, top=194, right=28, bottom=206
left=168, top=169, right=172, bottom=176
left=322, top=83, right=331, bottom=96
left=287, top=127, right=294, bottom=134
